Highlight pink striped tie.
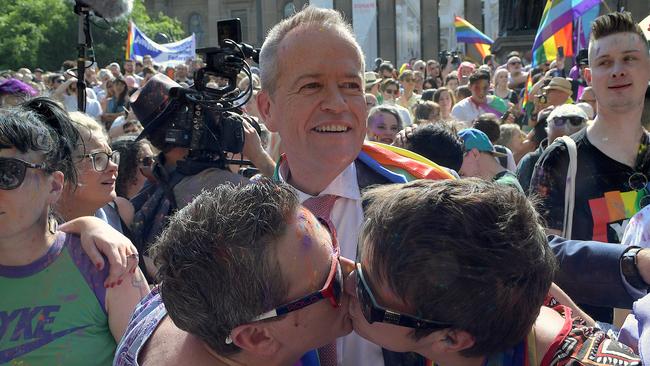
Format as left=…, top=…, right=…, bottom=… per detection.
left=302, top=194, right=339, bottom=366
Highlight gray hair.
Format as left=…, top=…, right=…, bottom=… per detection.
left=259, top=5, right=365, bottom=95
left=151, top=178, right=297, bottom=355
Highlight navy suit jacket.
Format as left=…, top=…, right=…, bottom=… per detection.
left=548, top=235, right=637, bottom=309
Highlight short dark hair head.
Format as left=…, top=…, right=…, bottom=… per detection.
left=19, top=97, right=80, bottom=185
left=455, top=86, right=472, bottom=100
left=110, top=135, right=153, bottom=198
left=151, top=179, right=296, bottom=356
left=472, top=113, right=501, bottom=143
left=590, top=12, right=647, bottom=51
left=404, top=123, right=463, bottom=171
left=421, top=88, right=436, bottom=101
left=469, top=70, right=491, bottom=86
left=413, top=100, right=440, bottom=121
left=359, top=179, right=555, bottom=357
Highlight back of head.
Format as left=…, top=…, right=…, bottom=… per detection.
left=20, top=97, right=80, bottom=185
left=496, top=123, right=522, bottom=147
left=405, top=123, right=463, bottom=171
left=151, top=178, right=296, bottom=356
left=455, top=86, right=472, bottom=100
left=413, top=100, right=440, bottom=121
left=259, top=6, right=364, bottom=95
left=359, top=179, right=555, bottom=357
left=472, top=113, right=500, bottom=143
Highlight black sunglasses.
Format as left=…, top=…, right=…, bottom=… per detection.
left=0, top=157, right=48, bottom=190
left=355, top=262, right=452, bottom=329
left=551, top=116, right=585, bottom=127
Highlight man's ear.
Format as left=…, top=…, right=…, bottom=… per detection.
left=256, top=90, right=276, bottom=132
left=427, top=329, right=476, bottom=354
left=470, top=148, right=481, bottom=160
left=229, top=323, right=280, bottom=356
left=47, top=171, right=65, bottom=205
left=584, top=67, right=592, bottom=85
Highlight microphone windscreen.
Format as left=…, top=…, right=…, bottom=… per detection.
left=77, top=0, right=134, bottom=20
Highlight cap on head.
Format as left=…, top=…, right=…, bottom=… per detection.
left=458, top=128, right=507, bottom=157
left=548, top=103, right=588, bottom=121
left=543, top=77, right=572, bottom=95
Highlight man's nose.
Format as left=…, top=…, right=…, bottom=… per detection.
left=321, top=85, right=348, bottom=113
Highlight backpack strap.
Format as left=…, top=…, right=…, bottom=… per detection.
left=558, top=136, right=578, bottom=239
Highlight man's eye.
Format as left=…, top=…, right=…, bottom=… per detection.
left=342, top=82, right=361, bottom=90
left=301, top=83, right=321, bottom=90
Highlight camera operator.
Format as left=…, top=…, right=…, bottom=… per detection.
left=128, top=73, right=274, bottom=281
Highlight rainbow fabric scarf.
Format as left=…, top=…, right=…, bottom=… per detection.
left=274, top=142, right=455, bottom=184
left=359, top=141, right=455, bottom=182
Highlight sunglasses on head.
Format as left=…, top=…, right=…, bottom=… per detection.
left=0, top=157, right=48, bottom=190
left=139, top=155, right=155, bottom=167
left=250, top=218, right=343, bottom=322
left=355, top=262, right=452, bottom=329
left=78, top=150, right=120, bottom=172
left=551, top=116, right=585, bottom=127
left=509, top=61, right=522, bottom=66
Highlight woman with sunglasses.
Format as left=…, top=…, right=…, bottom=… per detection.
left=111, top=135, right=155, bottom=200
left=56, top=112, right=134, bottom=235
left=0, top=102, right=148, bottom=365
left=346, top=179, right=639, bottom=366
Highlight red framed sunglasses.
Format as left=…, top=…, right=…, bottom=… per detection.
left=251, top=218, right=342, bottom=321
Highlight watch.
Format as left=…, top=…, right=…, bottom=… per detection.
left=621, top=247, right=649, bottom=291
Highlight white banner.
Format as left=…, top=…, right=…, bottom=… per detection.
left=128, top=21, right=196, bottom=66
left=352, top=0, right=378, bottom=70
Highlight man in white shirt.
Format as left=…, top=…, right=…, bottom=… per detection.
left=256, top=6, right=452, bottom=366
left=451, top=70, right=507, bottom=127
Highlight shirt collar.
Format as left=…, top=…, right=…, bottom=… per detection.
left=277, top=157, right=361, bottom=202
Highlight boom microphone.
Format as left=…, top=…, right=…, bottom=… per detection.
left=75, top=0, right=134, bottom=20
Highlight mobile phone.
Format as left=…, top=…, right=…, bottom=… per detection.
left=557, top=46, right=564, bottom=59
left=218, top=19, right=242, bottom=47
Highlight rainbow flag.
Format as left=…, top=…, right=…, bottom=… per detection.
left=521, top=73, right=535, bottom=119
left=531, top=0, right=600, bottom=67
left=125, top=21, right=134, bottom=60
left=454, top=16, right=493, bottom=59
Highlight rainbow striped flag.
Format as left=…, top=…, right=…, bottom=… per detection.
left=531, top=0, right=600, bottom=67
left=454, top=16, right=493, bottom=59
left=521, top=73, right=535, bottom=119
left=125, top=21, right=134, bottom=60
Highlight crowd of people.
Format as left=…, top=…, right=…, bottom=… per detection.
left=2, top=5, right=650, bottom=366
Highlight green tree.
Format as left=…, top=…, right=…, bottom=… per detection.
left=0, top=0, right=185, bottom=71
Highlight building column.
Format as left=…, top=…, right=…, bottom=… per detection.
left=377, top=0, right=396, bottom=64
left=464, top=0, right=484, bottom=63
left=421, top=0, right=439, bottom=61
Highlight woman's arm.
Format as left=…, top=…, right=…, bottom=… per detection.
left=59, top=216, right=139, bottom=288
left=106, top=268, right=150, bottom=341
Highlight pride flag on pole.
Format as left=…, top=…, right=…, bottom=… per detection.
left=531, top=0, right=600, bottom=67
left=454, top=16, right=493, bottom=59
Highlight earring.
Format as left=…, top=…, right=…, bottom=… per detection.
left=225, top=335, right=233, bottom=345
